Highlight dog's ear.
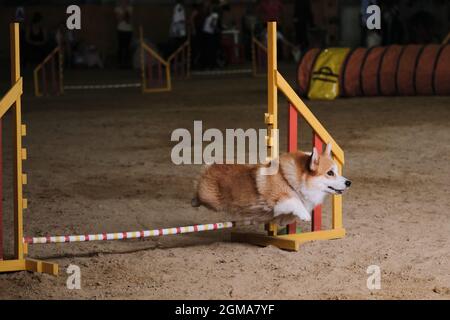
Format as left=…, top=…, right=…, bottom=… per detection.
left=323, top=142, right=332, bottom=157
left=310, top=147, right=319, bottom=171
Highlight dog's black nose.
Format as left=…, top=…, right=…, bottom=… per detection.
left=345, top=180, right=352, bottom=187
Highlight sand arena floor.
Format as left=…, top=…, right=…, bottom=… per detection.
left=0, top=66, right=449, bottom=299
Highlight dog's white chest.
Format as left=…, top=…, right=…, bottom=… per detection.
left=299, top=187, right=327, bottom=209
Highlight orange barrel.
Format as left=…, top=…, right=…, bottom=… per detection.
left=361, top=46, right=387, bottom=96
left=434, top=45, right=450, bottom=95
left=396, top=45, right=424, bottom=95
left=297, top=48, right=321, bottom=96
left=341, top=48, right=367, bottom=96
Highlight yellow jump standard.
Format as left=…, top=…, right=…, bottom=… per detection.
left=0, top=23, right=58, bottom=275
left=231, top=22, right=346, bottom=251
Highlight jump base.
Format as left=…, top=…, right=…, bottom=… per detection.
left=231, top=228, right=346, bottom=251
left=0, top=258, right=58, bottom=275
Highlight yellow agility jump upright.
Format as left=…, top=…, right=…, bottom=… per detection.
left=140, top=26, right=191, bottom=93
left=232, top=22, right=346, bottom=251
left=0, top=23, right=58, bottom=275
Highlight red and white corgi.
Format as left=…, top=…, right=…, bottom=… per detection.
left=192, top=143, right=351, bottom=226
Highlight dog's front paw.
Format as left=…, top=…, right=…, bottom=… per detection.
left=274, top=198, right=312, bottom=222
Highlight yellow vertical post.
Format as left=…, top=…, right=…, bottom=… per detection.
left=267, top=22, right=278, bottom=162
left=332, top=159, right=343, bottom=229
left=265, top=21, right=278, bottom=236
left=10, top=23, right=24, bottom=261
left=0, top=24, right=58, bottom=275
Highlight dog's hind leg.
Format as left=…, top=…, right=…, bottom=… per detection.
left=195, top=177, right=225, bottom=211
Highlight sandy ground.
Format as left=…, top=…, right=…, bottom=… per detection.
left=0, top=66, right=449, bottom=299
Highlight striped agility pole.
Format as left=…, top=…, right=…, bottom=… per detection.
left=23, top=221, right=253, bottom=245
left=64, top=83, right=142, bottom=90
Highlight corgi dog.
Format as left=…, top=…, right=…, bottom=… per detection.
left=192, top=143, right=351, bottom=226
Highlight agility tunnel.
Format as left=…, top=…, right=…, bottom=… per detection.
left=297, top=44, right=450, bottom=99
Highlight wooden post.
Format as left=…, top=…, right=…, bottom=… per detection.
left=10, top=23, right=24, bottom=261
left=265, top=22, right=278, bottom=236
left=332, top=160, right=343, bottom=229
left=0, top=119, right=2, bottom=260
left=312, top=133, right=323, bottom=231
left=0, top=24, right=58, bottom=275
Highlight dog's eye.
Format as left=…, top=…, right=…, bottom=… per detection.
left=327, top=170, right=334, bottom=176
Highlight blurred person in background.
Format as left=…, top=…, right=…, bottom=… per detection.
left=26, top=12, right=48, bottom=64
left=194, top=0, right=212, bottom=68
left=201, top=4, right=221, bottom=69
left=115, top=0, right=134, bottom=68
left=169, top=0, right=187, bottom=53
left=189, top=1, right=204, bottom=68
left=216, top=0, right=231, bottom=67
